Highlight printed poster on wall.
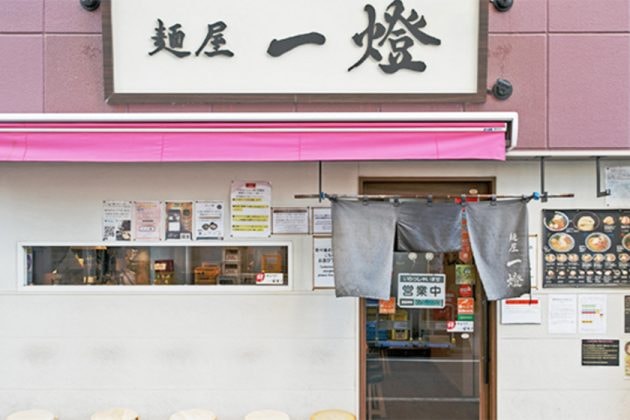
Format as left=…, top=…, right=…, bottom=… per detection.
left=272, top=207, right=309, bottom=234
left=548, top=294, right=577, bottom=334
left=230, top=181, right=271, bottom=238
left=312, top=207, right=332, bottom=234
left=313, top=236, right=334, bottom=289
left=165, top=201, right=193, bottom=240
left=606, top=167, right=630, bottom=207
left=195, top=200, right=225, bottom=240
left=542, top=209, right=630, bottom=287
left=625, top=341, right=630, bottom=378
left=134, top=201, right=162, bottom=241
left=581, top=339, right=619, bottom=366
left=500, top=295, right=542, bottom=325
left=578, top=294, right=607, bottom=334
left=102, top=200, right=133, bottom=241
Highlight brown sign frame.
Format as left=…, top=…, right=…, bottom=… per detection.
left=101, top=0, right=489, bottom=104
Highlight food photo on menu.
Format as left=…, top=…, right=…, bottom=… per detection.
left=542, top=209, right=630, bottom=287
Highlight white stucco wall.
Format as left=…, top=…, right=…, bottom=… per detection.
left=1, top=160, right=629, bottom=419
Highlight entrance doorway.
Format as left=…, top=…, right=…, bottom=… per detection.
left=359, top=177, right=496, bottom=420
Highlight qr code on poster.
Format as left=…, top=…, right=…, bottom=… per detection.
left=103, top=226, right=115, bottom=240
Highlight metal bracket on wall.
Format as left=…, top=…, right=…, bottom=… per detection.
left=80, top=0, right=100, bottom=11
left=596, top=156, right=611, bottom=198
left=488, top=79, right=513, bottom=101
left=539, top=157, right=548, bottom=203
left=318, top=161, right=323, bottom=202
left=491, top=0, right=514, bottom=12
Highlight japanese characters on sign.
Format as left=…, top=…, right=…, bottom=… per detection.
left=506, top=231, right=526, bottom=289
left=146, top=1, right=444, bottom=75
left=313, top=236, right=335, bottom=288
left=397, top=273, right=446, bottom=309
left=230, top=181, right=272, bottom=238
left=105, top=0, right=486, bottom=101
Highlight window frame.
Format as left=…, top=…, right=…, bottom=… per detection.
left=18, top=241, right=293, bottom=294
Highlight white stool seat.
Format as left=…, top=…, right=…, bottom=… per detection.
left=244, top=409, right=290, bottom=420
left=6, top=409, right=57, bottom=420
left=90, top=408, right=139, bottom=420
left=169, top=409, right=217, bottom=420
left=310, top=409, right=356, bottom=420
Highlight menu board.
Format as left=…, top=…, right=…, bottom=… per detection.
left=543, top=209, right=630, bottom=287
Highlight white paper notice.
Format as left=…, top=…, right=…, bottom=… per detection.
left=606, top=166, right=630, bottom=207
left=528, top=235, right=538, bottom=289
left=578, top=294, right=608, bottom=334
left=230, top=181, right=271, bottom=238
left=312, top=207, right=332, bottom=234
left=313, top=237, right=334, bottom=288
left=549, top=294, right=577, bottom=334
left=501, top=295, right=542, bottom=324
left=134, top=201, right=161, bottom=241
left=102, top=201, right=133, bottom=241
left=272, top=207, right=309, bottom=234
left=195, top=200, right=224, bottom=239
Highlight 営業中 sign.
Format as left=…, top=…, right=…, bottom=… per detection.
left=397, top=273, right=446, bottom=309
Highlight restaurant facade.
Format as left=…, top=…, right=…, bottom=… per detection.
left=1, top=1, right=630, bottom=419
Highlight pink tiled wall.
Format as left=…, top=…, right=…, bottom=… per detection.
left=1, top=0, right=629, bottom=150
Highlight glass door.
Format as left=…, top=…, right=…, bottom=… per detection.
left=365, top=251, right=486, bottom=419
left=360, top=178, right=494, bottom=420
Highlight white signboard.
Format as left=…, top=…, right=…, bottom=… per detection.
left=397, top=273, right=446, bottom=309
left=256, top=272, right=284, bottom=285
left=272, top=207, right=309, bottom=234
left=312, top=207, right=333, bottom=234
left=549, top=294, right=577, bottom=334
left=104, top=0, right=486, bottom=102
left=501, top=295, right=542, bottom=325
left=230, top=181, right=272, bottom=237
left=102, top=200, right=133, bottom=241
left=578, top=294, right=607, bottom=334
left=313, top=236, right=335, bottom=289
left=195, top=200, right=225, bottom=239
left=447, top=320, right=474, bottom=333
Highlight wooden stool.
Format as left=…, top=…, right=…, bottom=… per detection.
left=90, top=408, right=139, bottom=420
left=169, top=409, right=217, bottom=420
left=310, top=409, right=356, bottom=420
left=244, top=410, right=290, bottom=420
left=6, top=410, right=57, bottom=420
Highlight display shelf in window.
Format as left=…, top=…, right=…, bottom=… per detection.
left=19, top=242, right=291, bottom=291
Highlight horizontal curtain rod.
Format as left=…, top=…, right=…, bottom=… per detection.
left=294, top=192, right=574, bottom=201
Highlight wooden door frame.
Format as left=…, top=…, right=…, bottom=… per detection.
left=357, top=176, right=497, bottom=420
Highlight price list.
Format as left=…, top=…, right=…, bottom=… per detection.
left=543, top=209, right=630, bottom=287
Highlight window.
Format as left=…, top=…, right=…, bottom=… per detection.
left=23, top=243, right=290, bottom=288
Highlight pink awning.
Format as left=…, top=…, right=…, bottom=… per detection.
left=0, top=121, right=507, bottom=162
